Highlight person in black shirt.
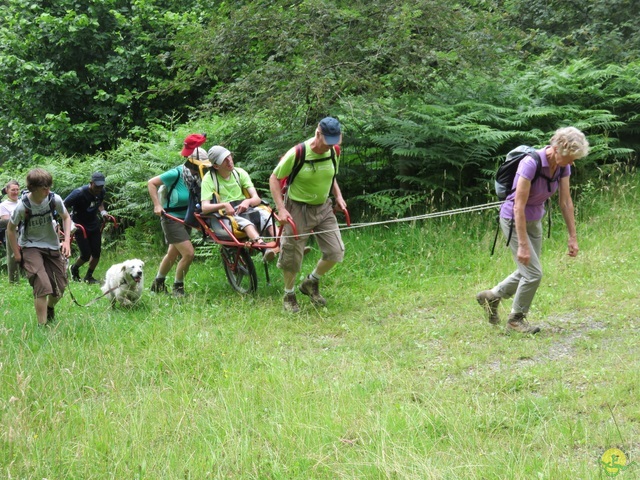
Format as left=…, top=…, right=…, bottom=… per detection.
left=64, top=172, right=109, bottom=284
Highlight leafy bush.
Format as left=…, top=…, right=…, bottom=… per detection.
left=3, top=59, right=640, bottom=228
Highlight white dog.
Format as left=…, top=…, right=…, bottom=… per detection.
left=102, top=259, right=145, bottom=307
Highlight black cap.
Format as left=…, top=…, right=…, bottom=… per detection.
left=91, top=172, right=106, bottom=186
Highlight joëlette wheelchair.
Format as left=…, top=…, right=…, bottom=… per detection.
left=163, top=201, right=349, bottom=294
left=163, top=200, right=295, bottom=294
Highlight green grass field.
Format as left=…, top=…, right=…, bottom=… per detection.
left=1, top=179, right=638, bottom=479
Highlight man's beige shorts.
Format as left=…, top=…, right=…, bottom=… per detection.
left=278, top=198, right=344, bottom=273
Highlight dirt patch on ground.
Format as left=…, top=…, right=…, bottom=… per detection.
left=538, top=315, right=608, bottom=361
left=465, top=315, right=610, bottom=376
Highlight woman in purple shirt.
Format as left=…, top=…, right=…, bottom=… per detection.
left=477, top=127, right=590, bottom=334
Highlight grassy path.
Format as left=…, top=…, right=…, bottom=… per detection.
left=1, top=183, right=638, bottom=478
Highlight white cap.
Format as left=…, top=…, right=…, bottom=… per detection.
left=207, top=146, right=231, bottom=165
left=188, top=147, right=209, bottom=161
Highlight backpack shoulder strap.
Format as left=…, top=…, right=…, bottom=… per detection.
left=21, top=192, right=31, bottom=211
left=164, top=167, right=181, bottom=209
left=287, top=142, right=307, bottom=187
left=208, top=169, right=223, bottom=203
left=231, top=169, right=251, bottom=199
left=329, top=146, right=337, bottom=188
left=527, top=149, right=542, bottom=182
left=48, top=192, right=56, bottom=217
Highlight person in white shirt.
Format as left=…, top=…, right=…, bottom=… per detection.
left=0, top=180, right=21, bottom=283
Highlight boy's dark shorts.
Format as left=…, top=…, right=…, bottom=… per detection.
left=22, top=247, right=68, bottom=298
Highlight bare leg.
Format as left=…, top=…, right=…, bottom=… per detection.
left=243, top=225, right=261, bottom=242
left=157, top=244, right=181, bottom=277
left=173, top=240, right=194, bottom=282
left=35, top=296, right=48, bottom=325
left=314, top=259, right=336, bottom=276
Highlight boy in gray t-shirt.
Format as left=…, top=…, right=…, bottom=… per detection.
left=7, top=168, right=72, bottom=326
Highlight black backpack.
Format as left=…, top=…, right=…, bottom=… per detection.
left=491, top=146, right=564, bottom=254
left=495, top=146, right=542, bottom=200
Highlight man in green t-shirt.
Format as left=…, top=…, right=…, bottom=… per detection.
left=269, top=117, right=347, bottom=313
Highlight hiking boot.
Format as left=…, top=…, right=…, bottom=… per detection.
left=283, top=292, right=300, bottom=313
left=84, top=276, right=100, bottom=285
left=506, top=313, right=541, bottom=334
left=46, top=307, right=55, bottom=322
left=476, top=290, right=501, bottom=325
left=299, top=276, right=326, bottom=306
left=172, top=282, right=185, bottom=297
left=70, top=266, right=81, bottom=282
left=150, top=277, right=168, bottom=293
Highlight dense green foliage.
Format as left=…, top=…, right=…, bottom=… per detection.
left=1, top=0, right=640, bottom=220
left=178, top=0, right=512, bottom=121
left=502, top=0, right=640, bottom=64
left=0, top=0, right=207, bottom=156
left=2, top=59, right=639, bottom=235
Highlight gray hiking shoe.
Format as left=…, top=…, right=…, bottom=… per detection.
left=172, top=282, right=185, bottom=297
left=506, top=313, right=541, bottom=334
left=283, top=292, right=300, bottom=313
left=150, top=277, right=168, bottom=293
left=476, top=290, right=501, bottom=325
left=299, top=276, right=326, bottom=306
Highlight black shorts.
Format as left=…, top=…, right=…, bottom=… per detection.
left=75, top=227, right=102, bottom=260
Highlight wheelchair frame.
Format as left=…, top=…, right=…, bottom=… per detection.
left=164, top=203, right=349, bottom=294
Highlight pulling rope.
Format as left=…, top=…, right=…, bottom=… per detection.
left=272, top=201, right=504, bottom=240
